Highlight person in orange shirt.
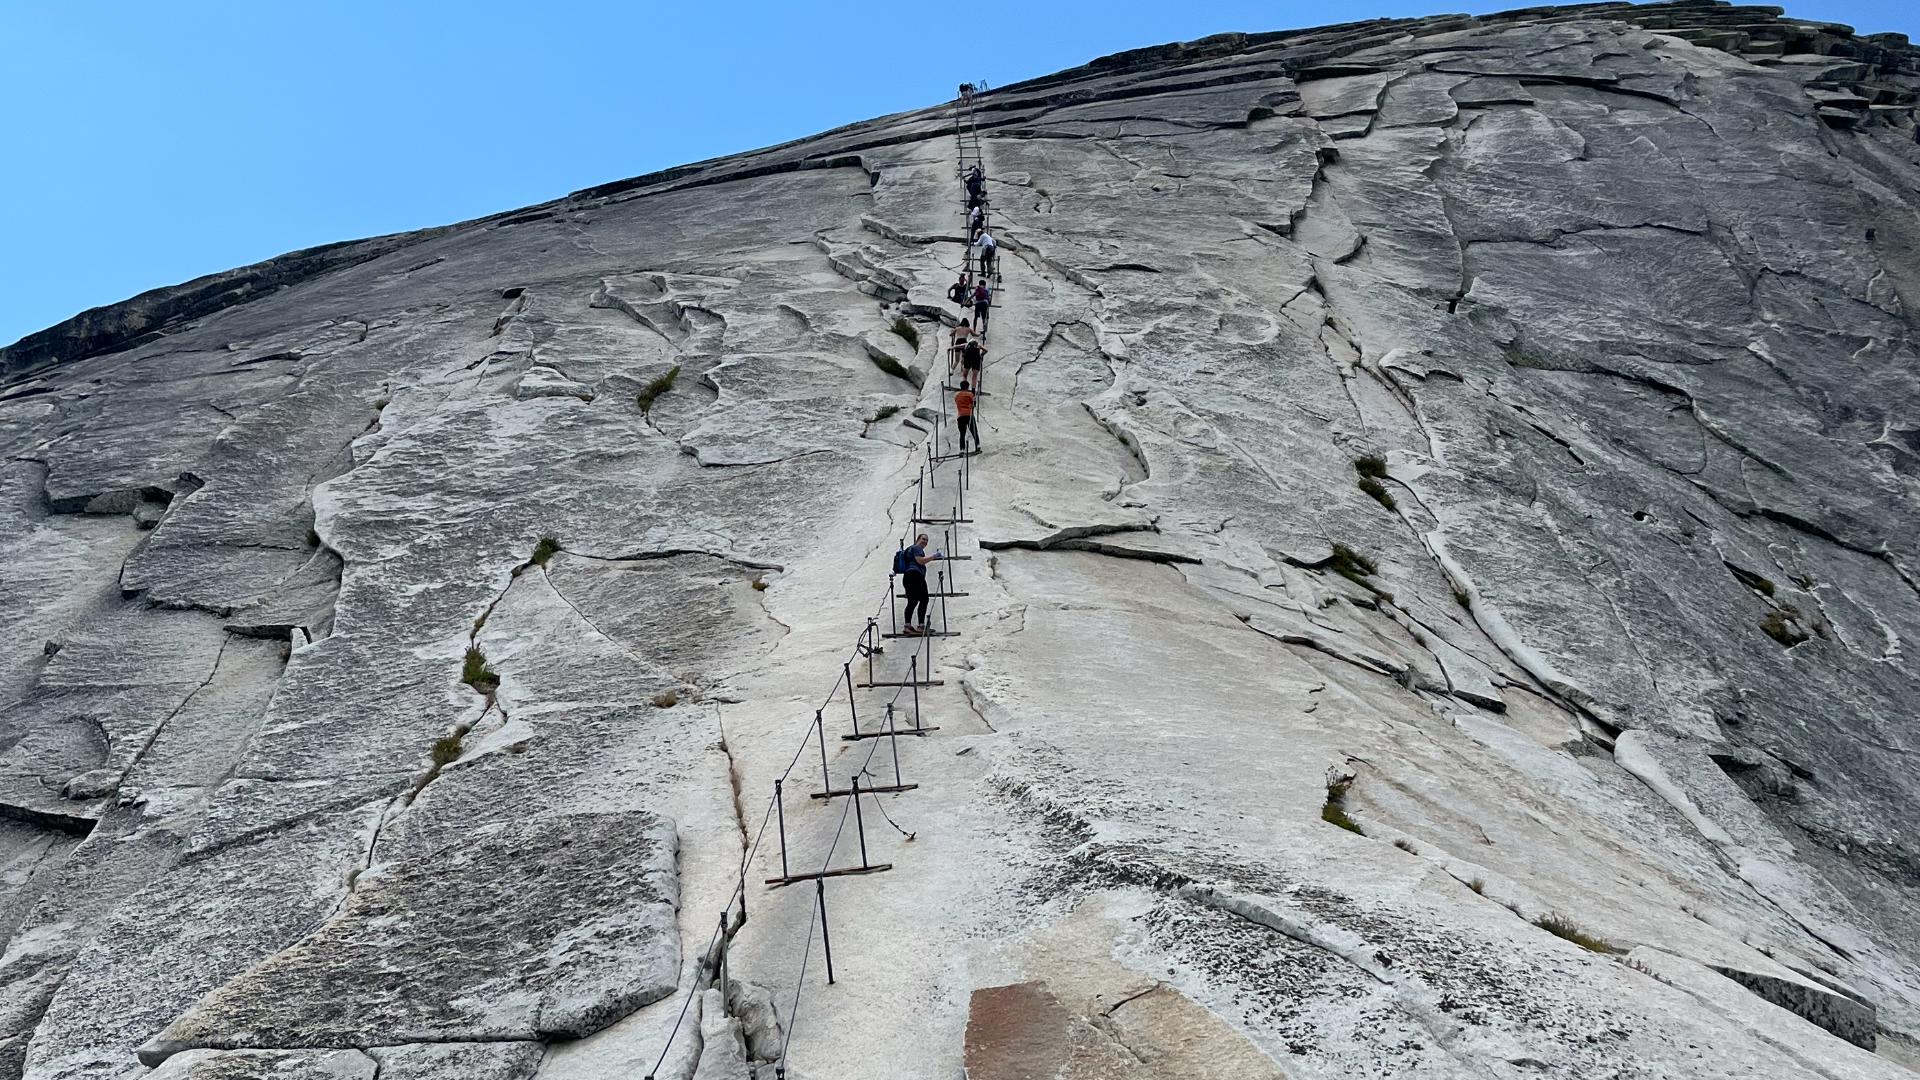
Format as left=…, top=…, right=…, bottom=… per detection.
left=954, top=386, right=979, bottom=453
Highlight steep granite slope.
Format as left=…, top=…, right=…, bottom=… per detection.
left=3, top=3, right=1920, bottom=1078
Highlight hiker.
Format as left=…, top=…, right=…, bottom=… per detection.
left=947, top=275, right=970, bottom=307
left=975, top=230, right=998, bottom=279
left=949, top=319, right=974, bottom=376
left=965, top=164, right=985, bottom=200
left=895, top=533, right=939, bottom=634
left=960, top=337, right=986, bottom=389
left=968, top=203, right=985, bottom=242
left=972, top=280, right=992, bottom=335
left=955, top=386, right=979, bottom=453
left=959, top=82, right=975, bottom=103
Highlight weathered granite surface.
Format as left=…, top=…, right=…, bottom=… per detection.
left=3, top=2, right=1920, bottom=1078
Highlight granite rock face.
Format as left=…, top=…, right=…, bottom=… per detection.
left=3, top=3, right=1920, bottom=1078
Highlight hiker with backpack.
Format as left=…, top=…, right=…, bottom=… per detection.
left=894, top=533, right=940, bottom=634
left=971, top=280, right=992, bottom=335
left=954, top=386, right=979, bottom=453
left=947, top=275, right=971, bottom=308
left=965, top=165, right=985, bottom=203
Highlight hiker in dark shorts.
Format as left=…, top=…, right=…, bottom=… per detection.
left=954, top=387, right=979, bottom=453
left=897, top=532, right=938, bottom=634
left=947, top=275, right=971, bottom=308
left=960, top=337, right=985, bottom=390
left=971, top=280, right=992, bottom=336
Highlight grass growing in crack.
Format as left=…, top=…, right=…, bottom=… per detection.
left=890, top=317, right=920, bottom=352
left=1354, top=457, right=1396, bottom=509
left=1534, top=912, right=1616, bottom=954
left=461, top=648, right=500, bottom=694
left=652, top=689, right=680, bottom=709
left=1468, top=878, right=1486, bottom=895
left=1452, top=586, right=1472, bottom=609
left=1358, top=476, right=1397, bottom=511
left=1761, top=608, right=1810, bottom=647
left=870, top=404, right=902, bottom=423
left=1393, top=838, right=1417, bottom=853
left=429, top=732, right=464, bottom=767
left=869, top=351, right=912, bottom=382
left=636, top=365, right=680, bottom=413
left=751, top=577, right=769, bottom=591
left=1322, top=772, right=1363, bottom=835
left=531, top=537, right=561, bottom=566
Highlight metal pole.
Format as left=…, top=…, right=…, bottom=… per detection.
left=852, top=774, right=869, bottom=868
left=775, top=779, right=789, bottom=879
left=815, top=710, right=830, bottom=791
left=910, top=655, right=922, bottom=731
left=843, top=662, right=858, bottom=734
left=887, top=702, right=903, bottom=786
left=739, top=866, right=747, bottom=921
left=940, top=569, right=950, bottom=636
left=817, top=880, right=836, bottom=985
left=889, top=571, right=899, bottom=634
left=717, top=910, right=729, bottom=1002
left=865, top=619, right=876, bottom=685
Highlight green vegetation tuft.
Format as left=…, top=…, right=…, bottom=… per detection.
left=1322, top=772, right=1363, bottom=835
left=1359, top=476, right=1397, bottom=511
left=1761, top=608, right=1810, bottom=647
left=891, top=317, right=920, bottom=352
left=1393, top=838, right=1417, bottom=853
left=429, top=733, right=464, bottom=767
left=636, top=365, right=680, bottom=413
left=1534, top=912, right=1617, bottom=954
left=1452, top=586, right=1472, bottom=609
left=870, top=351, right=912, bottom=382
left=871, top=404, right=902, bottom=423
left=652, top=689, right=680, bottom=709
left=531, top=537, right=561, bottom=566
left=751, top=577, right=769, bottom=592
left=461, top=648, right=500, bottom=694
left=1468, top=878, right=1486, bottom=895
left=1354, top=455, right=1389, bottom=479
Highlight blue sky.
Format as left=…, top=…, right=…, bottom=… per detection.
left=3, top=1, right=1913, bottom=345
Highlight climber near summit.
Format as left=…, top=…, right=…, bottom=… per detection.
left=975, top=229, right=998, bottom=281
left=971, top=279, right=993, bottom=336
left=896, top=533, right=939, bottom=634
left=954, top=386, right=979, bottom=453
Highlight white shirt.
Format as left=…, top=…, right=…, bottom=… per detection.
left=976, top=232, right=997, bottom=251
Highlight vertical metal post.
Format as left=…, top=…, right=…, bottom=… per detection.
left=817, top=880, right=836, bottom=985
left=739, top=866, right=747, bottom=921
left=958, top=458, right=967, bottom=521
left=843, top=662, right=858, bottom=734
left=910, top=655, right=922, bottom=731
left=916, top=466, right=924, bottom=522
left=939, top=569, right=950, bottom=636
left=886, top=702, right=903, bottom=786
left=815, top=710, right=830, bottom=791
left=889, top=572, right=899, bottom=634
left=717, top=910, right=730, bottom=1002
left=775, top=779, right=789, bottom=879
left=865, top=619, right=876, bottom=685
left=852, top=774, right=870, bottom=868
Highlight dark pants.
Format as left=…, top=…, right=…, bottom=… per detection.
left=957, top=415, right=978, bottom=451
left=980, top=248, right=996, bottom=277
left=963, top=359, right=981, bottom=387
left=903, top=571, right=929, bottom=627
left=974, top=301, right=989, bottom=334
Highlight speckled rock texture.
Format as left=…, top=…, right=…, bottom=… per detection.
left=2, top=3, right=1919, bottom=1078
